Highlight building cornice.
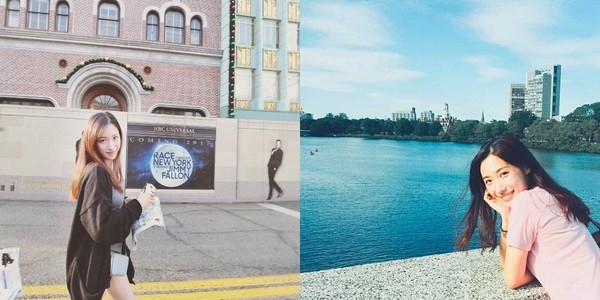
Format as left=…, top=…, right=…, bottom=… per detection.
left=0, top=28, right=223, bottom=66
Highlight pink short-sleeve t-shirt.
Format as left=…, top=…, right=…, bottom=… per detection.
left=508, top=187, right=600, bottom=300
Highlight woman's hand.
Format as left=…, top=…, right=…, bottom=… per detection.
left=136, top=183, right=156, bottom=209
left=483, top=189, right=510, bottom=219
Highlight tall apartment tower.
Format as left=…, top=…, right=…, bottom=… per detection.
left=508, top=83, right=526, bottom=118
left=221, top=0, right=300, bottom=121
left=524, top=65, right=561, bottom=120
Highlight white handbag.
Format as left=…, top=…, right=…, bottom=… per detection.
left=110, top=252, right=129, bottom=276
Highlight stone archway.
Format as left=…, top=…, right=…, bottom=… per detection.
left=63, top=62, right=150, bottom=111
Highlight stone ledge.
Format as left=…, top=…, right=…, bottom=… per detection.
left=301, top=249, right=549, bottom=299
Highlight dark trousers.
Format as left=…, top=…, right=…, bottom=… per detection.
left=268, top=167, right=282, bottom=198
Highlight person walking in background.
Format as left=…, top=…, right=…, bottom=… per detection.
left=75, top=131, right=83, bottom=162
left=67, top=112, right=155, bottom=300
left=455, top=135, right=600, bottom=299
left=267, top=139, right=284, bottom=200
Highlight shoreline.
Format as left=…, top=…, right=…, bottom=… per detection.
left=301, top=135, right=600, bottom=154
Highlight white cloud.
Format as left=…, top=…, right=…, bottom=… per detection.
left=302, top=46, right=423, bottom=93
left=302, top=1, right=423, bottom=94
left=462, top=55, right=511, bottom=80
left=302, top=2, right=392, bottom=48
left=366, top=93, right=383, bottom=98
left=463, top=1, right=557, bottom=48
left=461, top=0, right=600, bottom=69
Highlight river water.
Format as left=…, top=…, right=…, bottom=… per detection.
left=300, top=137, right=600, bottom=272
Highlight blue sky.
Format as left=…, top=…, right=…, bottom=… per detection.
left=300, top=0, right=600, bottom=121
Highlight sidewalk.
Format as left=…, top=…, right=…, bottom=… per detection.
left=0, top=199, right=299, bottom=298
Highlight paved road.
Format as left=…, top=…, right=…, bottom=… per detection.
left=0, top=199, right=299, bottom=299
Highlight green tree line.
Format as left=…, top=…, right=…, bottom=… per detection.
left=301, top=102, right=600, bottom=153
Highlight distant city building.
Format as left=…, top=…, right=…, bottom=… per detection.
left=442, top=102, right=450, bottom=119
left=227, top=0, right=301, bottom=121
left=392, top=107, right=416, bottom=121
left=300, top=110, right=313, bottom=120
left=420, top=110, right=435, bottom=122
left=508, top=83, right=526, bottom=117
left=393, top=103, right=455, bottom=131
left=436, top=102, right=455, bottom=132
left=523, top=65, right=561, bottom=120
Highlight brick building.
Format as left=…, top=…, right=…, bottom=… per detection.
left=0, top=0, right=222, bottom=116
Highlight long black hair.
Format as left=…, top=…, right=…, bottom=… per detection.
left=455, top=135, right=590, bottom=251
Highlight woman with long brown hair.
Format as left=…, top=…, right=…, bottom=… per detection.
left=456, top=135, right=600, bottom=299
left=67, top=112, right=154, bottom=300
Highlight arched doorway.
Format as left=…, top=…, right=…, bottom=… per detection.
left=82, top=84, right=127, bottom=111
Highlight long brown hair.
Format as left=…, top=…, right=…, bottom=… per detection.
left=455, top=135, right=590, bottom=251
left=70, top=112, right=124, bottom=200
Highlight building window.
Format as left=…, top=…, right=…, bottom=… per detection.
left=287, top=73, right=299, bottom=103
left=264, top=101, right=277, bottom=111
left=6, top=0, right=20, bottom=28
left=262, top=71, right=279, bottom=102
left=235, top=69, right=253, bottom=100
left=0, top=97, right=54, bottom=107
left=263, top=49, right=278, bottom=69
left=288, top=2, right=300, bottom=22
left=238, top=0, right=252, bottom=15
left=190, top=17, right=202, bottom=45
left=236, top=99, right=251, bottom=109
left=263, top=0, right=277, bottom=18
left=287, top=23, right=299, bottom=51
left=55, top=2, right=69, bottom=32
left=152, top=107, right=207, bottom=117
left=263, top=20, right=278, bottom=49
left=146, top=12, right=159, bottom=41
left=236, top=46, right=252, bottom=67
left=290, top=102, right=300, bottom=112
left=27, top=0, right=49, bottom=30
left=97, top=2, right=119, bottom=37
left=165, top=10, right=184, bottom=44
left=237, top=17, right=253, bottom=46
left=288, top=51, right=300, bottom=72
left=83, top=84, right=126, bottom=111
left=89, top=94, right=121, bottom=111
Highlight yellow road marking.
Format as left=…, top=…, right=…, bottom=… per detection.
left=133, top=273, right=299, bottom=292
left=135, top=285, right=299, bottom=299
left=21, top=273, right=300, bottom=299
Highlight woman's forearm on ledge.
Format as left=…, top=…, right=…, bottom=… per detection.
left=502, top=241, right=536, bottom=289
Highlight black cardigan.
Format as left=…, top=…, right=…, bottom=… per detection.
left=66, top=163, right=142, bottom=300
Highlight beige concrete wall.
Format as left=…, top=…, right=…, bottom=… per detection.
left=237, top=119, right=300, bottom=202
left=0, top=105, right=299, bottom=203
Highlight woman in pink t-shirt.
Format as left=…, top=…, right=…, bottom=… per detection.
left=455, top=135, right=600, bottom=299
